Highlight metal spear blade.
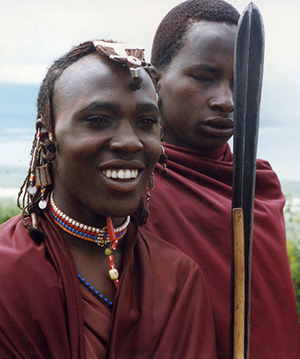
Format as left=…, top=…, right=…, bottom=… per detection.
left=230, top=3, right=265, bottom=358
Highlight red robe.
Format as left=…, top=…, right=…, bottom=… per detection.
left=145, top=142, right=300, bottom=359
left=0, top=209, right=217, bottom=358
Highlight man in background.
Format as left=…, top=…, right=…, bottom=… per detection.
left=145, top=0, right=300, bottom=357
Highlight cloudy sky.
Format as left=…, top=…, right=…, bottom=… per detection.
left=1, top=0, right=300, bottom=181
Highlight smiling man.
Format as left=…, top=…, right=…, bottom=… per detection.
left=145, top=0, right=300, bottom=358
left=0, top=40, right=218, bottom=358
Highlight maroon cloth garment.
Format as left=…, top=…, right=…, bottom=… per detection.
left=0, top=209, right=217, bottom=358
left=145, top=142, right=300, bottom=359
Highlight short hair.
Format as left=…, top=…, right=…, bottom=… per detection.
left=151, top=0, right=240, bottom=70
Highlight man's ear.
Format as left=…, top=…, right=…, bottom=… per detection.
left=146, top=66, right=162, bottom=92
left=36, top=118, right=56, bottom=160
left=36, top=118, right=53, bottom=141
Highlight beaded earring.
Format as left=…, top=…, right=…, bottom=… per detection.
left=18, top=121, right=55, bottom=241
left=27, top=124, right=54, bottom=210
left=158, top=145, right=168, bottom=176
left=134, top=173, right=155, bottom=226
left=145, top=172, right=155, bottom=215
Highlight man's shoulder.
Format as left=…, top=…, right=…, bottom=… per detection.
left=138, top=226, right=200, bottom=272
left=0, top=215, right=48, bottom=278
left=0, top=214, right=36, bottom=250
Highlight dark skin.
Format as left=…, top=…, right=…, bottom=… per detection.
left=156, top=21, right=236, bottom=151
left=41, top=54, right=161, bottom=307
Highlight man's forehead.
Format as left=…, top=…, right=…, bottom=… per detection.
left=53, top=53, right=156, bottom=107
left=186, top=21, right=236, bottom=46
left=58, top=53, right=109, bottom=80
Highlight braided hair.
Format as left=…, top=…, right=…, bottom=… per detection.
left=37, top=41, right=98, bottom=132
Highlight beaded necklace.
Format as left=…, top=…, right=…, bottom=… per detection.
left=50, top=192, right=130, bottom=289
left=50, top=192, right=129, bottom=247
left=78, top=274, right=113, bottom=307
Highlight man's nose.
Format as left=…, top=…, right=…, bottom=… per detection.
left=109, top=121, right=143, bottom=153
left=209, top=84, right=234, bottom=113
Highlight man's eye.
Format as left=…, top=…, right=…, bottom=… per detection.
left=137, top=117, right=158, bottom=126
left=192, top=75, right=213, bottom=82
left=85, top=116, right=110, bottom=124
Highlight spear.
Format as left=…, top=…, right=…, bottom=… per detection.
left=230, top=3, right=265, bottom=359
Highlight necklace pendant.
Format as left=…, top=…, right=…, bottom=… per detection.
left=109, top=268, right=119, bottom=281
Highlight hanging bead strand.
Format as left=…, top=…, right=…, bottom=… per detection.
left=106, top=217, right=120, bottom=288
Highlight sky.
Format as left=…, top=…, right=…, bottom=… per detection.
left=1, top=0, right=300, bottom=181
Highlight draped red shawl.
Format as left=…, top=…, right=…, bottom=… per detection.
left=145, top=142, right=300, bottom=359
left=0, top=209, right=217, bottom=358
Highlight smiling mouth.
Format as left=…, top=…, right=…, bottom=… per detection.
left=102, top=169, right=139, bottom=180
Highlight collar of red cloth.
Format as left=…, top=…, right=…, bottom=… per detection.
left=162, top=142, right=232, bottom=161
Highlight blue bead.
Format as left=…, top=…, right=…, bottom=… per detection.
left=77, top=274, right=112, bottom=307
left=83, top=233, right=87, bottom=237
left=68, top=226, right=72, bottom=231
left=79, top=232, right=83, bottom=236
left=87, top=234, right=91, bottom=238
left=75, top=230, right=79, bottom=234
left=72, top=228, right=75, bottom=233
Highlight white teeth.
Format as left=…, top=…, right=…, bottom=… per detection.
left=106, top=169, right=112, bottom=178
left=125, top=169, right=131, bottom=179
left=112, top=170, right=117, bottom=179
left=131, top=170, right=136, bottom=178
left=118, top=169, right=125, bottom=179
left=102, top=169, right=138, bottom=180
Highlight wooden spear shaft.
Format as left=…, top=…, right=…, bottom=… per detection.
left=233, top=208, right=245, bottom=359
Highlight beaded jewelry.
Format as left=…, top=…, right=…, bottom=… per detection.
left=159, top=145, right=168, bottom=176
left=50, top=192, right=129, bottom=247
left=50, top=192, right=129, bottom=288
left=78, top=274, right=113, bottom=307
left=93, top=40, right=150, bottom=80
left=27, top=123, right=53, bottom=210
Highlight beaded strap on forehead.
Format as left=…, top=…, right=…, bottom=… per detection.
left=93, top=40, right=151, bottom=89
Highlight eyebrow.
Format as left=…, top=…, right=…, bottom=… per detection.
left=136, top=103, right=159, bottom=114
left=189, top=63, right=221, bottom=74
left=79, top=101, right=118, bottom=113
left=79, top=101, right=159, bottom=114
